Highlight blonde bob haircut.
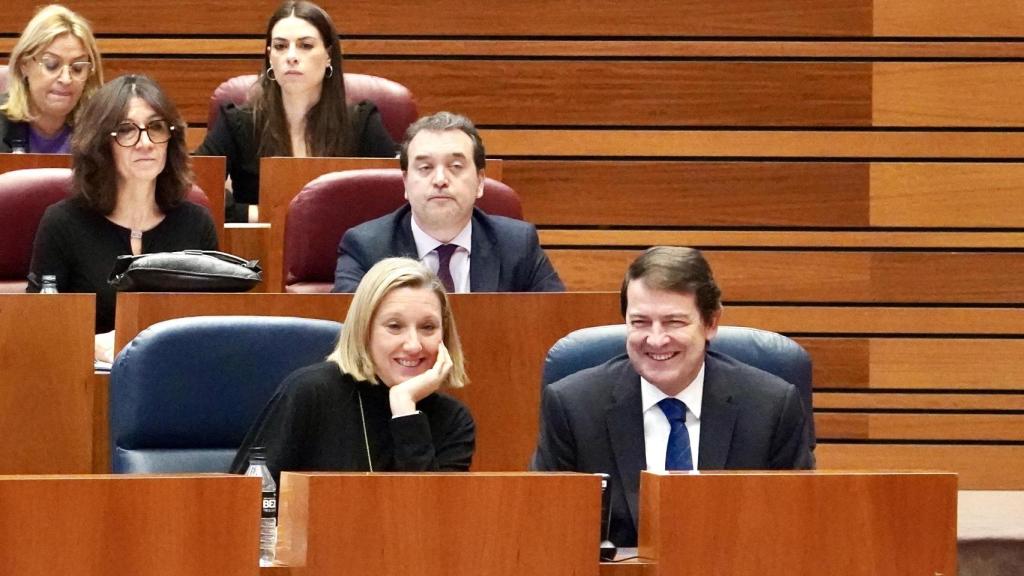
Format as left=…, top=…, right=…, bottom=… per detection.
left=327, top=257, right=468, bottom=389
left=2, top=4, right=104, bottom=123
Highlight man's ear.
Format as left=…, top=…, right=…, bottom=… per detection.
left=476, top=170, right=485, bottom=199
left=704, top=308, right=723, bottom=341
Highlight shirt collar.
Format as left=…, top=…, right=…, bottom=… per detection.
left=640, top=360, right=706, bottom=420
left=410, top=215, right=473, bottom=258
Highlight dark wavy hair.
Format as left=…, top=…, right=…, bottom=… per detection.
left=620, top=246, right=723, bottom=326
left=251, top=0, right=354, bottom=157
left=71, top=74, right=192, bottom=215
left=399, top=111, right=486, bottom=172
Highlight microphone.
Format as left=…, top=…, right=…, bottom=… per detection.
left=597, top=473, right=617, bottom=561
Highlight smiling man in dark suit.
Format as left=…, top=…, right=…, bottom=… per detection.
left=332, top=111, right=563, bottom=293
left=532, top=246, right=813, bottom=547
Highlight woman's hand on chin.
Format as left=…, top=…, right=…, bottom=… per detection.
left=388, top=343, right=452, bottom=417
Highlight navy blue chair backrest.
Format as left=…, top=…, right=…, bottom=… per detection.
left=542, top=324, right=815, bottom=445
left=109, top=315, right=342, bottom=473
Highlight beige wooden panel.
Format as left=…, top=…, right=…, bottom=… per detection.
left=868, top=339, right=1024, bottom=391
left=506, top=161, right=869, bottom=227
left=483, top=129, right=1024, bottom=158
left=874, top=0, right=1024, bottom=37
left=539, top=230, right=1024, bottom=249
left=815, top=444, right=1024, bottom=489
left=2, top=0, right=872, bottom=36
left=874, top=63, right=1024, bottom=127
left=84, top=38, right=1024, bottom=59
left=726, top=306, right=1024, bottom=336
left=549, top=250, right=1024, bottom=303
left=871, top=163, right=1024, bottom=227
left=816, top=392, right=1024, bottom=411
left=816, top=413, right=1024, bottom=441
left=800, top=338, right=1024, bottom=391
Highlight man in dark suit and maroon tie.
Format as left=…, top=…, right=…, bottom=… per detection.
left=332, top=111, right=563, bottom=293
left=532, top=246, right=813, bottom=547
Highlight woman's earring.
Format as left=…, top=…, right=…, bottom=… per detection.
left=266, top=66, right=277, bottom=81
left=325, top=64, right=334, bottom=78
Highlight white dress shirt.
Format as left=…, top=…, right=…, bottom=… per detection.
left=642, top=362, right=706, bottom=472
left=410, top=217, right=472, bottom=293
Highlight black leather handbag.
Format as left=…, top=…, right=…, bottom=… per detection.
left=108, top=250, right=262, bottom=292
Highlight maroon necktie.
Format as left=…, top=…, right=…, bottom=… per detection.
left=435, top=244, right=458, bottom=292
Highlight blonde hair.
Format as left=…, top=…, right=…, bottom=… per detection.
left=327, top=257, right=468, bottom=389
left=2, top=4, right=104, bottom=124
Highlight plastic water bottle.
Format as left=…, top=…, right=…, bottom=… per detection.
left=244, top=447, right=277, bottom=566
left=40, top=275, right=58, bottom=294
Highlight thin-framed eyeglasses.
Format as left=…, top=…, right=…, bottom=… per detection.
left=110, top=120, right=175, bottom=147
left=32, top=55, right=93, bottom=82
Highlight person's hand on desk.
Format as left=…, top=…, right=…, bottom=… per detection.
left=388, top=342, right=452, bottom=417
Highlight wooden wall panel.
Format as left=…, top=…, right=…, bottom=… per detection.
left=102, top=59, right=259, bottom=126
left=99, top=58, right=872, bottom=128
left=2, top=0, right=872, bottom=36
left=873, top=63, right=1024, bottom=127
left=874, top=0, right=1024, bottom=37
left=816, top=413, right=1024, bottom=441
left=483, top=129, right=1024, bottom=158
left=816, top=392, right=1024, bottom=411
left=548, top=250, right=1024, bottom=303
left=506, top=161, right=869, bottom=227
left=816, top=444, right=1024, bottom=489
left=725, top=306, right=1024, bottom=336
left=870, top=163, right=1024, bottom=228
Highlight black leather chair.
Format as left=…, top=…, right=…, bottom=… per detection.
left=109, top=315, right=341, bottom=473
left=542, top=324, right=816, bottom=447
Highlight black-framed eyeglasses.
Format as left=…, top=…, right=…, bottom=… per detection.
left=32, top=55, right=93, bottom=82
left=110, top=120, right=175, bottom=147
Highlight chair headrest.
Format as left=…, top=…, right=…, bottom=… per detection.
left=206, top=72, right=418, bottom=142
left=109, top=315, right=341, bottom=456
left=0, top=168, right=72, bottom=278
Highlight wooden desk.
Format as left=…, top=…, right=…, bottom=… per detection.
left=113, top=291, right=622, bottom=472
left=0, top=294, right=94, bottom=474
left=639, top=471, right=957, bottom=576
left=0, top=473, right=259, bottom=576
left=277, top=472, right=599, bottom=576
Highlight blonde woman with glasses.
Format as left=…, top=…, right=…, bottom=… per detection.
left=1, top=4, right=103, bottom=153
left=27, top=75, right=217, bottom=362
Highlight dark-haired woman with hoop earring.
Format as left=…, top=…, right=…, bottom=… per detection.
left=195, top=0, right=395, bottom=222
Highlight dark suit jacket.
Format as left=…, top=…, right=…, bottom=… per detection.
left=531, top=351, right=813, bottom=547
left=332, top=205, right=565, bottom=292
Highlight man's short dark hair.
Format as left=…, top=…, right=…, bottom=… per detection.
left=399, top=111, right=486, bottom=172
left=620, top=246, right=722, bottom=325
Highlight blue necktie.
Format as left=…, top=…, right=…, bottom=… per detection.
left=658, top=398, right=693, bottom=471
left=434, top=244, right=458, bottom=292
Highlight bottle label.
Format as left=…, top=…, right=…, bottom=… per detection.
left=262, top=491, right=277, bottom=519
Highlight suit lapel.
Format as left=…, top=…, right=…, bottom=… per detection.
left=698, top=353, right=739, bottom=469
left=394, top=208, right=419, bottom=258
left=605, top=363, right=645, bottom=531
left=468, top=211, right=500, bottom=291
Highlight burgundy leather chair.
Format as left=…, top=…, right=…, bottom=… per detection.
left=0, top=168, right=72, bottom=293
left=283, top=168, right=523, bottom=293
left=0, top=168, right=212, bottom=293
left=207, top=73, right=419, bottom=142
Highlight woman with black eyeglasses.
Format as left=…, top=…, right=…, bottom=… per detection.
left=1, top=5, right=104, bottom=153
left=27, top=75, right=218, bottom=362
